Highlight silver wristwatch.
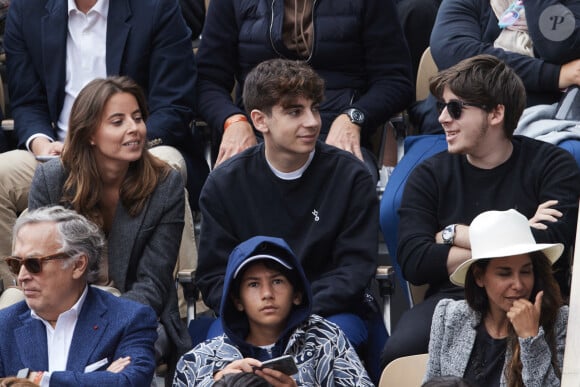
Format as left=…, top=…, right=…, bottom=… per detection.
left=442, top=224, right=457, bottom=245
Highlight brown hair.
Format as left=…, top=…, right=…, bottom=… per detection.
left=242, top=59, right=324, bottom=115
left=0, top=377, right=38, bottom=387
left=61, top=76, right=170, bottom=227
left=464, top=251, right=563, bottom=386
left=429, top=54, right=526, bottom=138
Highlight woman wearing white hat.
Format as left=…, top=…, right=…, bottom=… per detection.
left=424, top=209, right=568, bottom=387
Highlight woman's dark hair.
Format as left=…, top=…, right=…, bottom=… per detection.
left=0, top=377, right=38, bottom=387
left=464, top=251, right=563, bottom=386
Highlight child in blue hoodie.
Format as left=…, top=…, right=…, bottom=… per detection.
left=173, top=236, right=372, bottom=386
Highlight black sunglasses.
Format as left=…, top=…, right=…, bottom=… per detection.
left=3, top=252, right=72, bottom=275
left=436, top=99, right=488, bottom=120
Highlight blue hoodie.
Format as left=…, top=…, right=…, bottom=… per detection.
left=220, top=236, right=313, bottom=361
left=173, top=236, right=373, bottom=386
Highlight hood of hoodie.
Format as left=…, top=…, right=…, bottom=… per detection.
left=220, top=236, right=313, bottom=355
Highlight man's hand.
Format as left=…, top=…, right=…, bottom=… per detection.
left=215, top=121, right=257, bottom=167
left=255, top=367, right=298, bottom=387
left=325, top=114, right=363, bottom=161
left=213, top=358, right=262, bottom=381
left=107, top=356, right=131, bottom=373
left=30, top=137, right=64, bottom=157
left=529, top=200, right=562, bottom=230
left=559, top=59, right=580, bottom=89
left=508, top=291, right=542, bottom=338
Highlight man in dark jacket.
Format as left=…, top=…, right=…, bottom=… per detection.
left=195, top=0, right=413, bottom=177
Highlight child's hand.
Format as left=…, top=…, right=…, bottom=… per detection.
left=213, top=358, right=262, bottom=381
left=255, top=367, right=298, bottom=387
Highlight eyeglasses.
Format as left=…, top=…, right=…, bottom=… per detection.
left=3, top=252, right=72, bottom=275
left=436, top=99, right=488, bottom=120
left=498, top=0, right=524, bottom=29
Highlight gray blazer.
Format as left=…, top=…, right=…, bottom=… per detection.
left=426, top=299, right=568, bottom=386
left=28, top=158, right=191, bottom=357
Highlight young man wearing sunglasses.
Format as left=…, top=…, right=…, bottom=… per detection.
left=0, top=206, right=158, bottom=386
left=381, top=54, right=580, bottom=368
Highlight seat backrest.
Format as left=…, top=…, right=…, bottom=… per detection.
left=407, top=282, right=429, bottom=307
left=392, top=47, right=437, bottom=307
left=415, top=47, right=438, bottom=102
left=379, top=353, right=429, bottom=387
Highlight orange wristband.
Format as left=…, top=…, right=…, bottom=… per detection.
left=33, top=371, right=44, bottom=385
left=224, top=115, right=248, bottom=131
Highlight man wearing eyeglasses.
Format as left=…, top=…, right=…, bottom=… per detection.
left=0, top=206, right=158, bottom=386
left=380, top=54, right=580, bottom=368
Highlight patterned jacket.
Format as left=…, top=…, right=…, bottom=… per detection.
left=174, top=314, right=373, bottom=386
left=173, top=236, right=372, bottom=386
left=426, top=299, right=568, bottom=386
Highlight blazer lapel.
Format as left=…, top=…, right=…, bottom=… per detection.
left=106, top=0, right=131, bottom=75
left=66, top=288, right=108, bottom=371
left=42, top=0, right=68, bottom=122
left=15, top=312, right=49, bottom=371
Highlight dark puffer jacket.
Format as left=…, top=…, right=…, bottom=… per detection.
left=196, top=0, right=413, bottom=147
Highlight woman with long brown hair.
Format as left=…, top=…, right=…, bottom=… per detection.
left=425, top=209, right=567, bottom=387
left=28, top=76, right=190, bottom=376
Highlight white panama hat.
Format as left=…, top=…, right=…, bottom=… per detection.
left=450, top=209, right=564, bottom=286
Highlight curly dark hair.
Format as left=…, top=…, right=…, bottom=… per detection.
left=242, top=59, right=324, bottom=115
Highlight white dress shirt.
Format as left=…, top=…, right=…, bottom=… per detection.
left=26, top=0, right=109, bottom=149
left=31, top=286, right=89, bottom=387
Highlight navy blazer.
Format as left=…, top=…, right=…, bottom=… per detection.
left=4, top=0, right=197, bottom=149
left=28, top=158, right=191, bottom=357
left=0, top=286, right=157, bottom=386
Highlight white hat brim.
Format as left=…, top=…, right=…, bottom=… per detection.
left=233, top=254, right=293, bottom=279
left=450, top=242, right=564, bottom=286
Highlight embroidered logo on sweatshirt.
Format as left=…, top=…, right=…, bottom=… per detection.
left=312, top=209, right=320, bottom=222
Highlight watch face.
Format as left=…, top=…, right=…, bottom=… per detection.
left=346, top=108, right=365, bottom=125
left=442, top=225, right=455, bottom=244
